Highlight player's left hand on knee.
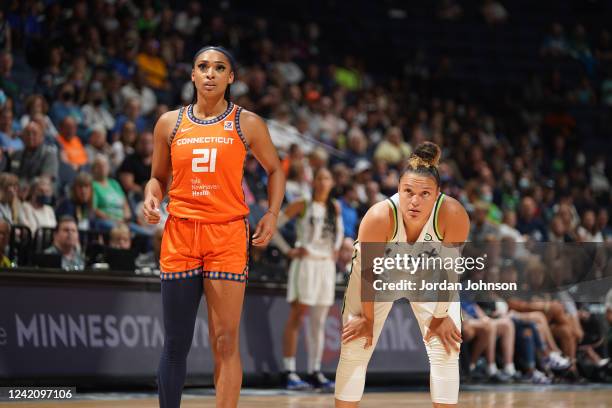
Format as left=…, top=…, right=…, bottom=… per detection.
left=252, top=212, right=277, bottom=246
left=424, top=316, right=462, bottom=355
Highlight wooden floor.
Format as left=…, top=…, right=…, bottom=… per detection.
left=3, top=388, right=612, bottom=408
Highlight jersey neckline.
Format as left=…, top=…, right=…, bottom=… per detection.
left=186, top=102, right=234, bottom=125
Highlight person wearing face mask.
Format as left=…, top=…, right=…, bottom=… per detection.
left=479, top=183, right=502, bottom=224
left=82, top=81, right=115, bottom=132
left=49, top=83, right=83, bottom=126
left=21, top=176, right=57, bottom=234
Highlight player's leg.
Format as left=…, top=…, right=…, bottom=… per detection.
left=204, top=278, right=245, bottom=407
left=283, top=301, right=309, bottom=363
left=283, top=257, right=318, bottom=388
left=201, top=218, right=250, bottom=407
left=306, top=258, right=336, bottom=388
left=158, top=217, right=204, bottom=408
left=412, top=302, right=462, bottom=407
left=282, top=300, right=312, bottom=388
left=306, top=304, right=332, bottom=387
left=158, top=276, right=204, bottom=408
left=335, top=301, right=393, bottom=406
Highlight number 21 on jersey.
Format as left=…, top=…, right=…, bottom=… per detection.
left=192, top=148, right=217, bottom=173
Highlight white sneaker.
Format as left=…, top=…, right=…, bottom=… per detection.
left=546, top=351, right=571, bottom=371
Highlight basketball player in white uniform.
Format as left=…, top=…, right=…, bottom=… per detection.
left=272, top=167, right=343, bottom=389
left=335, top=142, right=470, bottom=407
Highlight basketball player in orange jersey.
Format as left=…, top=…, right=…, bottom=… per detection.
left=142, top=46, right=285, bottom=408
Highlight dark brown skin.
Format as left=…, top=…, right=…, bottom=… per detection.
left=142, top=49, right=285, bottom=408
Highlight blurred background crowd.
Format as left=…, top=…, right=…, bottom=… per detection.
left=0, top=0, right=611, bottom=387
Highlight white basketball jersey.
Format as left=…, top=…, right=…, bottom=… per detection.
left=342, top=193, right=446, bottom=314
left=295, top=200, right=343, bottom=259
left=387, top=192, right=445, bottom=244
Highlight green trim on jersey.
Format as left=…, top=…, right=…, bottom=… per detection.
left=387, top=198, right=399, bottom=241
left=433, top=193, right=445, bottom=241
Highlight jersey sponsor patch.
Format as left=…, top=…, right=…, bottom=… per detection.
left=224, top=121, right=234, bottom=131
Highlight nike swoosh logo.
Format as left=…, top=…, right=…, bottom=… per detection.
left=180, top=127, right=194, bottom=133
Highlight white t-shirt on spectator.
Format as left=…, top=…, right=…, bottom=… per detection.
left=577, top=226, right=603, bottom=242
left=20, top=203, right=57, bottom=234
left=120, top=84, right=157, bottom=116
left=82, top=104, right=116, bottom=132
left=276, top=61, right=304, bottom=85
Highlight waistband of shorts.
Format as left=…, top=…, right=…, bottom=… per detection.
left=168, top=214, right=247, bottom=224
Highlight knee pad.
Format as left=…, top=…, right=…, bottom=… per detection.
left=426, top=336, right=460, bottom=404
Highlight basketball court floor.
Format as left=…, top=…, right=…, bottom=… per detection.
left=2, top=384, right=611, bottom=407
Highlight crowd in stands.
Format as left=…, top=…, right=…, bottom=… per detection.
left=0, top=0, right=610, bottom=385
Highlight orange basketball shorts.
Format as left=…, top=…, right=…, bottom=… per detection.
left=159, top=215, right=249, bottom=282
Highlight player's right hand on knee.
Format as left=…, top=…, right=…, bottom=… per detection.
left=342, top=316, right=374, bottom=349
left=143, top=195, right=161, bottom=224
left=424, top=316, right=461, bottom=355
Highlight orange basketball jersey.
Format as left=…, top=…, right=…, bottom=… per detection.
left=167, top=102, right=249, bottom=222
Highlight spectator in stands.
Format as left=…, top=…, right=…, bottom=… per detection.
left=19, top=94, right=58, bottom=139
left=0, top=219, right=12, bottom=267
left=548, top=214, right=572, bottom=243
left=85, top=125, right=112, bottom=164
left=358, top=180, right=386, bottom=218
left=498, top=210, right=524, bottom=242
left=81, top=81, right=115, bottom=132
left=516, top=196, right=548, bottom=242
left=57, top=116, right=87, bottom=170
left=113, top=98, right=147, bottom=136
left=91, top=154, right=130, bottom=231
left=120, top=69, right=157, bottom=116
left=0, top=107, right=22, bottom=153
left=597, top=208, right=612, bottom=242
left=49, top=82, right=83, bottom=126
left=344, top=127, right=368, bottom=168
left=21, top=176, right=57, bottom=234
left=136, top=38, right=169, bottom=92
left=338, top=183, right=358, bottom=239
left=0, top=51, right=19, bottom=102
left=110, top=120, right=137, bottom=170
left=577, top=209, right=603, bottom=242
left=437, top=0, right=463, bottom=21
left=335, top=237, right=354, bottom=278
left=595, top=29, right=612, bottom=62
left=482, top=0, right=508, bottom=25
left=541, top=23, right=570, bottom=57
left=469, top=201, right=499, bottom=242
left=135, top=225, right=163, bottom=273
left=285, top=161, right=311, bottom=202
left=118, top=130, right=153, bottom=204
left=55, top=172, right=94, bottom=231
left=10, top=121, right=58, bottom=185
left=44, top=215, right=84, bottom=271
left=505, top=258, right=582, bottom=380
left=498, top=264, right=572, bottom=375
left=0, top=172, right=25, bottom=225
left=461, top=299, right=514, bottom=382
left=109, top=222, right=131, bottom=250
left=0, top=10, right=11, bottom=52
left=373, top=126, right=412, bottom=166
